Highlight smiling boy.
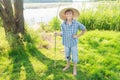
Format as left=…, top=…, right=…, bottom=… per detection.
left=55, top=8, right=86, bottom=75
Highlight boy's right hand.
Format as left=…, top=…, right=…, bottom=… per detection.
left=54, top=32, right=61, bottom=37
left=54, top=32, right=58, bottom=37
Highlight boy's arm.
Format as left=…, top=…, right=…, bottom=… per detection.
left=59, top=32, right=62, bottom=36
left=73, top=29, right=86, bottom=38
left=73, top=22, right=86, bottom=38
left=77, top=29, right=86, bottom=37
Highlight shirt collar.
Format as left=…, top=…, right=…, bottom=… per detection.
left=64, top=19, right=75, bottom=25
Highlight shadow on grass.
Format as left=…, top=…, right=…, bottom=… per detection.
left=7, top=33, right=86, bottom=80
left=9, top=46, right=39, bottom=80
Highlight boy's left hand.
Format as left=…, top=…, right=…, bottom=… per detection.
left=73, top=34, right=79, bottom=38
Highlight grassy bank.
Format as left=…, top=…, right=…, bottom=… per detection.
left=78, top=3, right=120, bottom=31
left=0, top=26, right=120, bottom=80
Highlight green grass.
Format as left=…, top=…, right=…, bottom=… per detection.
left=0, top=27, right=120, bottom=80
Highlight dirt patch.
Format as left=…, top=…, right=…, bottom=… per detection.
left=38, top=32, right=54, bottom=49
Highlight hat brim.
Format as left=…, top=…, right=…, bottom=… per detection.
left=59, top=8, right=80, bottom=20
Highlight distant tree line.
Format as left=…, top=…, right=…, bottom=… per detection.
left=91, top=0, right=117, bottom=1
left=24, top=0, right=73, bottom=3
left=23, top=0, right=118, bottom=3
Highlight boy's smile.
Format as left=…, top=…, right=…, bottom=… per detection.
left=65, top=11, right=73, bottom=20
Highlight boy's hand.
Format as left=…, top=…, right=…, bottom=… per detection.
left=54, top=32, right=61, bottom=37
left=54, top=32, right=58, bottom=37
left=73, top=34, right=79, bottom=38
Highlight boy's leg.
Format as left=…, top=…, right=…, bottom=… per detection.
left=73, top=63, right=77, bottom=75
left=71, top=46, right=78, bottom=75
left=63, top=46, right=71, bottom=71
left=63, top=61, right=70, bottom=71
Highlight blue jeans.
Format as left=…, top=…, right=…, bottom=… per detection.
left=64, top=46, right=78, bottom=63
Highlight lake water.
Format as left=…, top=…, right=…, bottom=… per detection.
left=24, top=2, right=96, bottom=27
left=24, top=7, right=58, bottom=26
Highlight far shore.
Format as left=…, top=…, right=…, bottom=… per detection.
left=24, top=3, right=72, bottom=9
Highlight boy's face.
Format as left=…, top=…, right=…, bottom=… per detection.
left=65, top=11, right=73, bottom=20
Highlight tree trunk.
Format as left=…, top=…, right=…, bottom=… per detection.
left=13, top=0, right=24, bottom=34
left=0, top=0, right=24, bottom=46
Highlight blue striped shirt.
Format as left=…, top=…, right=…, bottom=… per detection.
left=61, top=19, right=86, bottom=47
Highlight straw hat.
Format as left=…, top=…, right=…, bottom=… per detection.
left=59, top=8, right=80, bottom=20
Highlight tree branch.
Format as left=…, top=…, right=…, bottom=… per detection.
left=2, top=0, right=14, bottom=15
left=0, top=3, right=7, bottom=19
left=0, top=0, right=4, bottom=5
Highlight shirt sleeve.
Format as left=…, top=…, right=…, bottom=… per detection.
left=77, top=22, right=86, bottom=30
left=60, top=24, right=63, bottom=36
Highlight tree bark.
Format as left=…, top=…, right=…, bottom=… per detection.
left=13, top=0, right=24, bottom=34
left=0, top=0, right=16, bottom=33
left=0, top=0, right=24, bottom=46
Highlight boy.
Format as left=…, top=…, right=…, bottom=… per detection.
left=55, top=8, right=86, bottom=75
